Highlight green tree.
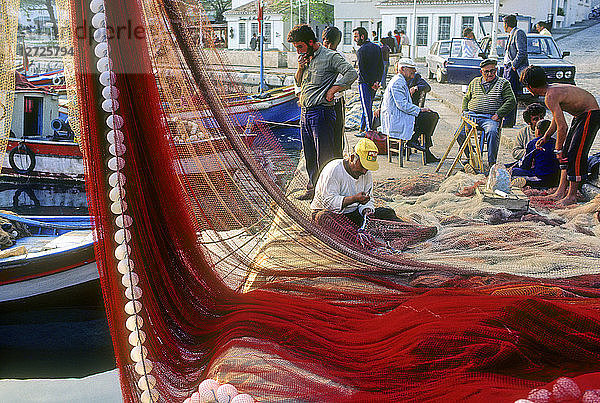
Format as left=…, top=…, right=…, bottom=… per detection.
left=271, top=0, right=333, bottom=25
left=199, top=0, right=232, bottom=23
left=20, top=0, right=58, bottom=39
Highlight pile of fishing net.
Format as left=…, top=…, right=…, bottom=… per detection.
left=0, top=211, right=31, bottom=250
left=385, top=172, right=600, bottom=278
left=374, top=173, right=445, bottom=200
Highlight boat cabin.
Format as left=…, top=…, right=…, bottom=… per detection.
left=10, top=89, right=60, bottom=140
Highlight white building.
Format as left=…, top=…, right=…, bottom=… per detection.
left=334, top=0, right=593, bottom=56
left=224, top=0, right=290, bottom=51
left=557, top=0, right=594, bottom=27
left=18, top=6, right=56, bottom=31
left=507, top=0, right=593, bottom=28
left=225, top=0, right=333, bottom=51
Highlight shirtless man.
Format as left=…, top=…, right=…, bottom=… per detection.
left=521, top=65, right=600, bottom=206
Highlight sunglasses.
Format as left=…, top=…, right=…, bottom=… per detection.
left=482, top=69, right=497, bottom=75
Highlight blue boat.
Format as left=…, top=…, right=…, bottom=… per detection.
left=174, top=85, right=301, bottom=149
left=0, top=213, right=96, bottom=308
left=241, top=86, right=301, bottom=149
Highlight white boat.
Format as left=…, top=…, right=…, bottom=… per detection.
left=4, top=85, right=83, bottom=182
left=0, top=213, right=96, bottom=308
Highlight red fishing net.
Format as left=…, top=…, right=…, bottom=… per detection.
left=56, top=0, right=600, bottom=401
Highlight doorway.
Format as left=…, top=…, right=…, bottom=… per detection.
left=23, top=96, right=43, bottom=137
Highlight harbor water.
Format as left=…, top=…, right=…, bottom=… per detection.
left=0, top=180, right=115, bottom=379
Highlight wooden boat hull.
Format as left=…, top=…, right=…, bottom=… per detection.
left=3, top=138, right=84, bottom=182
left=0, top=181, right=88, bottom=216
left=0, top=214, right=98, bottom=309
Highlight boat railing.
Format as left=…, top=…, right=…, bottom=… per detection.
left=0, top=213, right=92, bottom=236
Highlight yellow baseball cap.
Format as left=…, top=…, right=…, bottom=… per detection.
left=354, top=138, right=379, bottom=171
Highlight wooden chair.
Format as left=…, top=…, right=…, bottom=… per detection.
left=435, top=115, right=484, bottom=177
left=387, top=136, right=406, bottom=167
left=387, top=91, right=427, bottom=167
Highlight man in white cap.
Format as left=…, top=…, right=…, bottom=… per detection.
left=311, top=138, right=399, bottom=227
left=378, top=58, right=440, bottom=163
left=460, top=58, right=516, bottom=168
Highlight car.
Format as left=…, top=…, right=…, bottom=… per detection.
left=426, top=34, right=576, bottom=88
left=426, top=38, right=487, bottom=84
left=425, top=40, right=451, bottom=83
left=479, top=34, right=576, bottom=85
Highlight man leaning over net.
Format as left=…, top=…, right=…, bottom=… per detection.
left=310, top=138, right=399, bottom=228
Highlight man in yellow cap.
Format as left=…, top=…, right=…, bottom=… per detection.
left=311, top=138, right=398, bottom=227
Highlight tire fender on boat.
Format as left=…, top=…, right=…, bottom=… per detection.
left=8, top=144, right=36, bottom=175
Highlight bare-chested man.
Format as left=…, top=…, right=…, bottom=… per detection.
left=521, top=65, right=600, bottom=206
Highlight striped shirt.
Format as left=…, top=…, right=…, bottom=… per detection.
left=462, top=76, right=516, bottom=118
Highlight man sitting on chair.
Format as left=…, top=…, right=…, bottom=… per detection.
left=376, top=58, right=440, bottom=164
left=407, top=68, right=431, bottom=107
left=460, top=58, right=516, bottom=168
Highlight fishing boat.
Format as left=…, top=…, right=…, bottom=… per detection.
left=233, top=85, right=299, bottom=128
left=0, top=213, right=96, bottom=310
left=174, top=85, right=299, bottom=134
left=23, top=68, right=66, bottom=89
left=2, top=81, right=299, bottom=183
left=235, top=85, right=301, bottom=148
left=3, top=77, right=82, bottom=182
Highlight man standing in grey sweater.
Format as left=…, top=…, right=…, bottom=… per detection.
left=288, top=24, right=358, bottom=200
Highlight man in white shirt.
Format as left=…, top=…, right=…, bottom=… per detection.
left=461, top=27, right=479, bottom=58
left=311, top=138, right=398, bottom=227
left=535, top=21, right=552, bottom=36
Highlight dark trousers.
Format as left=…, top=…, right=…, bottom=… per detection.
left=411, top=110, right=439, bottom=148
left=359, top=82, right=376, bottom=132
left=512, top=167, right=559, bottom=188
left=561, top=109, right=600, bottom=181
left=333, top=98, right=345, bottom=159
left=344, top=207, right=399, bottom=228
left=301, top=105, right=336, bottom=189
left=503, top=66, right=521, bottom=128
left=381, top=61, right=390, bottom=89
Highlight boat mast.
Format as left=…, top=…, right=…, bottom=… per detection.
left=258, top=0, right=266, bottom=95
left=490, top=0, right=500, bottom=58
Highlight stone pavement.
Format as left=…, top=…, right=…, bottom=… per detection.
left=556, top=20, right=600, bottom=103
left=552, top=18, right=600, bottom=41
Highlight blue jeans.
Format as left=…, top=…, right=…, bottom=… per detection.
left=458, top=112, right=500, bottom=166
left=301, top=105, right=336, bottom=188
left=358, top=82, right=375, bottom=132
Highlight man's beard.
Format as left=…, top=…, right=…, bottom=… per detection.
left=306, top=45, right=315, bottom=57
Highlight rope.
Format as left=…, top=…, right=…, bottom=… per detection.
left=254, top=119, right=300, bottom=128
